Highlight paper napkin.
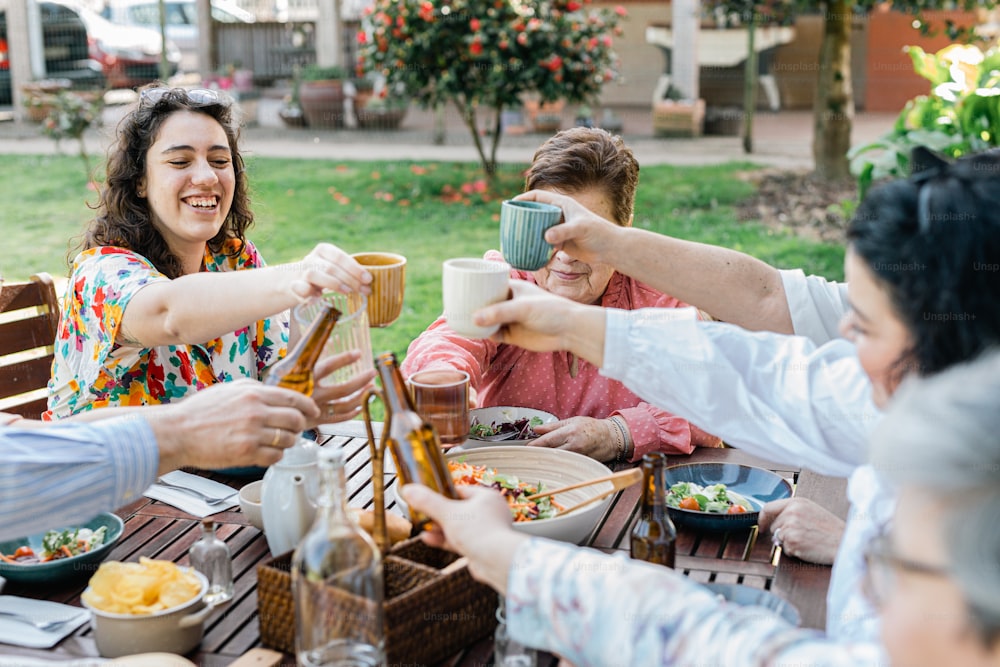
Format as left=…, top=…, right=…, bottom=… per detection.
left=143, top=470, right=238, bottom=518
left=0, top=597, right=90, bottom=649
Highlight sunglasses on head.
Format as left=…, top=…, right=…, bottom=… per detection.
left=139, top=87, right=228, bottom=108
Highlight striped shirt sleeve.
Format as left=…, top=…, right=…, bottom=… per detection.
left=0, top=416, right=158, bottom=541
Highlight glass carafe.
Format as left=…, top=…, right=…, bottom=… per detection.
left=292, top=446, right=385, bottom=667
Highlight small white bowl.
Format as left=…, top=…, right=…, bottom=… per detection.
left=442, top=446, right=615, bottom=544
left=238, top=480, right=265, bottom=532
left=82, top=570, right=213, bottom=658
left=462, top=406, right=558, bottom=448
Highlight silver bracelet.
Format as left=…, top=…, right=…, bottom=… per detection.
left=609, top=416, right=631, bottom=463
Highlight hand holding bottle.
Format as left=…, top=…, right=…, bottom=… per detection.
left=401, top=484, right=526, bottom=595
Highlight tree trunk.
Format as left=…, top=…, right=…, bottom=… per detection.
left=743, top=15, right=757, bottom=154
left=812, top=0, right=853, bottom=181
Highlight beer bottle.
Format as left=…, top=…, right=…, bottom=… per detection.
left=264, top=299, right=341, bottom=396
left=375, top=352, right=459, bottom=529
left=629, top=453, right=677, bottom=567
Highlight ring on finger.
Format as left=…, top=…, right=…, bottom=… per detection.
left=772, top=527, right=782, bottom=547
left=270, top=427, right=281, bottom=447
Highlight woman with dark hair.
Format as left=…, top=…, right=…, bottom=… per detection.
left=402, top=127, right=720, bottom=463
left=471, top=147, right=1000, bottom=644
left=45, top=86, right=373, bottom=432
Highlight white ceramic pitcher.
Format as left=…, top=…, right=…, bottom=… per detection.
left=260, top=437, right=321, bottom=556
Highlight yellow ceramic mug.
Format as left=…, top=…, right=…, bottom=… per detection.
left=352, top=252, right=407, bottom=327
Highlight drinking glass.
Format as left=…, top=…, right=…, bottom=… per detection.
left=494, top=596, right=537, bottom=667
left=442, top=258, right=510, bottom=339
left=293, top=292, right=374, bottom=387
left=352, top=252, right=406, bottom=327
left=499, top=199, right=562, bottom=271
left=407, top=369, right=470, bottom=448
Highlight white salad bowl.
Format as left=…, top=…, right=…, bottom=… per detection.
left=444, top=446, right=615, bottom=544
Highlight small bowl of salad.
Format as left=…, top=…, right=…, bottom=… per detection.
left=463, top=406, right=558, bottom=448
left=0, top=512, right=125, bottom=583
left=663, top=463, right=793, bottom=531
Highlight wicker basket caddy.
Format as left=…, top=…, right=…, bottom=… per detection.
left=257, top=537, right=497, bottom=665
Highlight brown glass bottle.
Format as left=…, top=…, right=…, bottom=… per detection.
left=375, top=352, right=459, bottom=529
left=629, top=453, right=677, bottom=567
left=264, top=300, right=340, bottom=396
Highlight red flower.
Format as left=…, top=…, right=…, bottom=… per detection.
left=357, top=30, right=367, bottom=44
left=418, top=1, right=434, bottom=21
left=614, top=5, right=627, bottom=16
left=470, top=18, right=481, bottom=31
left=499, top=39, right=509, bottom=50
left=516, top=32, right=528, bottom=46
left=566, top=1, right=582, bottom=9
left=471, top=39, right=483, bottom=56
left=546, top=56, right=563, bottom=72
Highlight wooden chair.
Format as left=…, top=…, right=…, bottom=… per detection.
left=0, top=273, right=61, bottom=420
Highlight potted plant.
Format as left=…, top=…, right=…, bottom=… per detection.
left=279, top=67, right=307, bottom=128
left=652, top=85, right=705, bottom=138
left=351, top=76, right=376, bottom=118
left=298, top=64, right=348, bottom=129
left=21, top=79, right=73, bottom=123
left=356, top=88, right=408, bottom=130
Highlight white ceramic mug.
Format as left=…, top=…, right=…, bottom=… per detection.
left=442, top=258, right=510, bottom=339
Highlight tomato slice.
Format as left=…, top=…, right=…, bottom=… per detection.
left=727, top=504, right=747, bottom=514
left=13, top=546, right=35, bottom=558
left=679, top=496, right=701, bottom=511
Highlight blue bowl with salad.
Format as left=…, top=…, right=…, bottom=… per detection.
left=663, top=463, right=792, bottom=531
left=0, top=512, right=124, bottom=584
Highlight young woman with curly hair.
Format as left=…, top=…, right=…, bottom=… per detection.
left=46, top=86, right=373, bottom=432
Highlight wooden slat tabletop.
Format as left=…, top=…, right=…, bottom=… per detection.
left=3, top=424, right=846, bottom=665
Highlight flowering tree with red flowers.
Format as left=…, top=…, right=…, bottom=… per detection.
left=359, top=0, right=625, bottom=184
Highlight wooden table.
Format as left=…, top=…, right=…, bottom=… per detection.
left=4, top=422, right=847, bottom=665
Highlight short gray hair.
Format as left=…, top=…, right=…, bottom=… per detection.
left=871, top=348, right=1000, bottom=645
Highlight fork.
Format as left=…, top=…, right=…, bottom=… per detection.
left=154, top=478, right=236, bottom=505
left=0, top=610, right=77, bottom=632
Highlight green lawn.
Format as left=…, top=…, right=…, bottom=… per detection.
left=0, top=155, right=845, bottom=358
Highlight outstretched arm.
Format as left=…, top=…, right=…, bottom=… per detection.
left=515, top=190, right=794, bottom=334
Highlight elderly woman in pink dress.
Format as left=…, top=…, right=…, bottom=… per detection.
left=402, top=128, right=720, bottom=463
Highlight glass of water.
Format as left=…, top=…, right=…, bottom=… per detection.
left=494, top=596, right=537, bottom=667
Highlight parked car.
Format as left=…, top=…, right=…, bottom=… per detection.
left=0, top=0, right=105, bottom=106
left=101, top=0, right=253, bottom=72
left=70, top=2, right=180, bottom=89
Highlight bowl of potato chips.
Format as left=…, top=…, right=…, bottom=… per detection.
left=81, top=558, right=215, bottom=658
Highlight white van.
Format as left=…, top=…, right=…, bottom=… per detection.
left=101, top=0, right=253, bottom=71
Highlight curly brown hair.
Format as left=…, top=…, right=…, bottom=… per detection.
left=81, top=86, right=253, bottom=278
left=524, top=127, right=639, bottom=226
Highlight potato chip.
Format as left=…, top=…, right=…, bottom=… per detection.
left=83, top=558, right=203, bottom=615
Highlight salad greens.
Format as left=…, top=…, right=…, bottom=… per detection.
left=41, top=526, right=108, bottom=559
left=666, top=482, right=754, bottom=514
left=449, top=460, right=562, bottom=521
left=469, top=414, right=544, bottom=440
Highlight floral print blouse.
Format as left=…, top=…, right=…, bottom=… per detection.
left=507, top=537, right=887, bottom=667
left=45, top=240, right=287, bottom=419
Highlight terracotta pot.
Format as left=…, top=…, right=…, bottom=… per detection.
left=299, top=79, right=346, bottom=129
left=356, top=106, right=407, bottom=130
